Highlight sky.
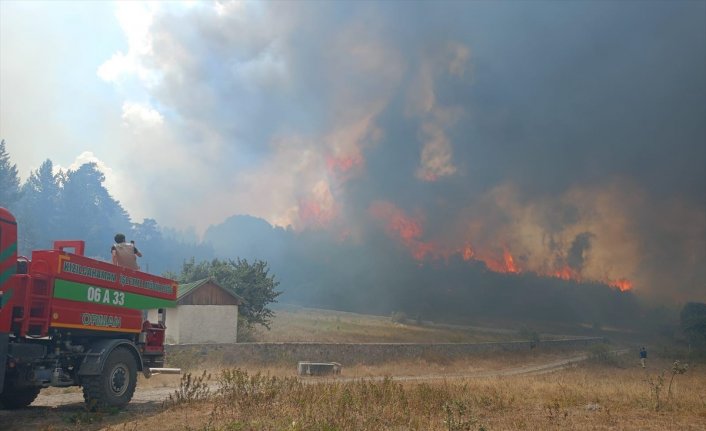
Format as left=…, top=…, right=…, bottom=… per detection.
left=1, top=1, right=704, bottom=301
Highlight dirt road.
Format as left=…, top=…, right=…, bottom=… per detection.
left=322, top=349, right=627, bottom=383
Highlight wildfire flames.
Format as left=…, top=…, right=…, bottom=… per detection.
left=368, top=201, right=439, bottom=261
left=609, top=278, right=633, bottom=292
left=369, top=200, right=633, bottom=291
left=298, top=181, right=337, bottom=229
left=476, top=248, right=520, bottom=274
left=551, top=266, right=580, bottom=281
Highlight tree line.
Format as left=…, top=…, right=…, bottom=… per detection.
left=0, top=140, right=280, bottom=329
left=0, top=140, right=210, bottom=270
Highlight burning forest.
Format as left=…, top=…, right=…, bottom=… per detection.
left=2, top=1, right=704, bottom=328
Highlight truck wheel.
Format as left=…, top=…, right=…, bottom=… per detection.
left=82, top=347, right=137, bottom=410
left=0, top=382, right=41, bottom=409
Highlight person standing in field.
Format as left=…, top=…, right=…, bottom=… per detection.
left=111, top=233, right=142, bottom=270
left=639, top=346, right=647, bottom=368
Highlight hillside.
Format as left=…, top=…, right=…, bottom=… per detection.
left=247, top=304, right=568, bottom=343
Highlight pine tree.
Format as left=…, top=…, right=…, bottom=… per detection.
left=16, top=159, right=62, bottom=251
left=0, top=140, right=22, bottom=209
left=58, top=162, right=131, bottom=257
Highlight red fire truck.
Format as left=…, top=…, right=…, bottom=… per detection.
left=0, top=207, right=179, bottom=409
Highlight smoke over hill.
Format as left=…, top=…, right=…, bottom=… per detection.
left=116, top=1, right=703, bottom=306
left=203, top=214, right=643, bottom=328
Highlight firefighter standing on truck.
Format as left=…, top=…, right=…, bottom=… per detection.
left=111, top=233, right=142, bottom=270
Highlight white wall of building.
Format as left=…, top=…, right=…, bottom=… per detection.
left=149, top=304, right=238, bottom=344
left=177, top=305, right=238, bottom=344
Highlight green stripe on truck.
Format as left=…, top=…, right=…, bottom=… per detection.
left=53, top=279, right=176, bottom=309
left=0, top=242, right=17, bottom=262
left=0, top=266, right=15, bottom=288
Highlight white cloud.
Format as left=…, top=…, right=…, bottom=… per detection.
left=121, top=101, right=164, bottom=128
left=97, top=2, right=159, bottom=85
left=214, top=0, right=247, bottom=17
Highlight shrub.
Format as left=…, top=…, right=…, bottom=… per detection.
left=390, top=311, right=408, bottom=324
left=166, top=370, right=211, bottom=406
left=668, top=360, right=689, bottom=399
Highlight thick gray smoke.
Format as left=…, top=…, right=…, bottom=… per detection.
left=567, top=232, right=595, bottom=273
left=104, top=1, right=705, bottom=302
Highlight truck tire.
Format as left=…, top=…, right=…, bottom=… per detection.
left=0, top=382, right=40, bottom=409
left=82, top=347, right=137, bottom=410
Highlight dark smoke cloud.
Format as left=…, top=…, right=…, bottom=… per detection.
left=567, top=232, right=594, bottom=272
left=109, top=1, right=704, bottom=302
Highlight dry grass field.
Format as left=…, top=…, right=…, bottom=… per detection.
left=245, top=305, right=542, bottom=343
left=3, top=307, right=703, bottom=431
left=99, top=357, right=705, bottom=431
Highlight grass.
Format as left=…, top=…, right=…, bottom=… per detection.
left=102, top=357, right=705, bottom=431
left=247, top=305, right=541, bottom=343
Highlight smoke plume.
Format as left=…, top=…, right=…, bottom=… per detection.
left=99, top=1, right=704, bottom=303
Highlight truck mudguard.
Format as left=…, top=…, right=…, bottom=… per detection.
left=77, top=338, right=143, bottom=376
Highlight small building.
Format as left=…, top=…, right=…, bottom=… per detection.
left=148, top=277, right=244, bottom=344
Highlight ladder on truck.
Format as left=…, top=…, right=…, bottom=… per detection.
left=14, top=274, right=52, bottom=337
left=15, top=240, right=85, bottom=337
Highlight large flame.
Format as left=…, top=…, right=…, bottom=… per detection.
left=473, top=248, right=520, bottom=274
left=369, top=201, right=438, bottom=260
left=369, top=200, right=633, bottom=291
left=298, top=181, right=337, bottom=229
left=461, top=244, right=474, bottom=261
left=503, top=249, right=519, bottom=273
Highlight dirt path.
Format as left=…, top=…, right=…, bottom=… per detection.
left=319, top=349, right=627, bottom=383
left=0, top=350, right=626, bottom=430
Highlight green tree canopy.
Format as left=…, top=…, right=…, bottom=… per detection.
left=174, top=258, right=282, bottom=329
left=58, top=162, right=131, bottom=256
left=16, top=159, right=62, bottom=251
left=0, top=140, right=22, bottom=209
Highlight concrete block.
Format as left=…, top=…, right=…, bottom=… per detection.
left=298, top=361, right=342, bottom=376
